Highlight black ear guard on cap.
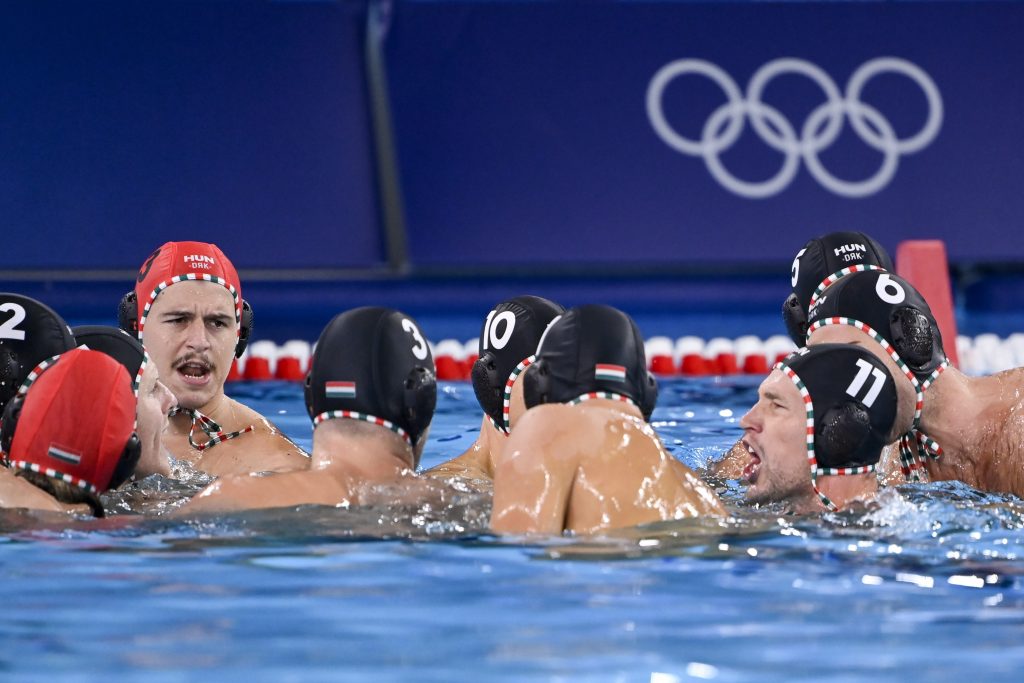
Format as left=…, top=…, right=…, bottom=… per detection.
left=782, top=292, right=807, bottom=347
left=402, top=367, right=437, bottom=459
left=783, top=343, right=898, bottom=470
left=117, top=291, right=138, bottom=334
left=470, top=351, right=503, bottom=427
left=108, top=433, right=143, bottom=490
left=0, top=394, right=22, bottom=461
left=807, top=270, right=946, bottom=384
left=118, top=290, right=254, bottom=358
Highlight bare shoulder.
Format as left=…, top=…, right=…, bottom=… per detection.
left=513, top=403, right=591, bottom=441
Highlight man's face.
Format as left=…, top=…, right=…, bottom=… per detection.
left=135, top=363, right=177, bottom=476
left=739, top=370, right=814, bottom=506
left=141, top=281, right=237, bottom=411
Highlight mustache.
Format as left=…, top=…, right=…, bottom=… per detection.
left=172, top=353, right=215, bottom=372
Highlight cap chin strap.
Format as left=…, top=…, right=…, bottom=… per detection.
left=13, top=354, right=63, bottom=401
left=569, top=392, right=639, bottom=409
left=501, top=355, right=535, bottom=434
left=775, top=361, right=840, bottom=512
left=312, top=410, right=411, bottom=447
left=896, top=360, right=949, bottom=480
left=169, top=406, right=255, bottom=452
left=806, top=317, right=948, bottom=483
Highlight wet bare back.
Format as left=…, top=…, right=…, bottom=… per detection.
left=491, top=402, right=725, bottom=535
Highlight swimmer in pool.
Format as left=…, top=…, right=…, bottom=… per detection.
left=740, top=344, right=897, bottom=512
left=74, top=326, right=177, bottom=479
left=181, top=307, right=440, bottom=513
left=807, top=269, right=1024, bottom=498
left=427, top=295, right=564, bottom=484
left=711, top=230, right=893, bottom=479
left=0, top=293, right=76, bottom=411
left=0, top=348, right=142, bottom=517
left=119, top=241, right=307, bottom=477
left=489, top=305, right=725, bottom=535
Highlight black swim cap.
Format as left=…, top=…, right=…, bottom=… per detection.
left=0, top=293, right=76, bottom=410
left=522, top=305, right=658, bottom=421
left=777, top=344, right=897, bottom=510
left=304, top=307, right=437, bottom=453
left=73, top=325, right=147, bottom=394
left=806, top=270, right=947, bottom=385
left=783, top=231, right=893, bottom=346
left=470, top=295, right=564, bottom=432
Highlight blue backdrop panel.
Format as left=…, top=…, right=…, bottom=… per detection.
left=385, top=1, right=1024, bottom=267
left=0, top=0, right=382, bottom=270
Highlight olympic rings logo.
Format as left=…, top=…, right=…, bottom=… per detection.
left=645, top=57, right=943, bottom=199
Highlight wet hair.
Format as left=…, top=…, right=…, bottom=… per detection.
left=15, top=470, right=105, bottom=517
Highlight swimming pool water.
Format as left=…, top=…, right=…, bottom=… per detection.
left=3, top=379, right=1024, bottom=682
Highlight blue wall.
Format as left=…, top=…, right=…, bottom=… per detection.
left=1, top=0, right=1023, bottom=340
left=0, top=1, right=1022, bottom=275
left=0, top=0, right=383, bottom=270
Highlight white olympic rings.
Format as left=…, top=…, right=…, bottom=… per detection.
left=645, top=57, right=943, bottom=198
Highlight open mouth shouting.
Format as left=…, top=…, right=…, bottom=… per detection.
left=174, top=355, right=215, bottom=387
left=741, top=439, right=762, bottom=485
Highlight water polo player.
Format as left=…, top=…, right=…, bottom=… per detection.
left=74, top=325, right=177, bottom=479
left=0, top=349, right=141, bottom=517
left=490, top=304, right=724, bottom=535
left=428, top=295, right=564, bottom=483
left=740, top=344, right=897, bottom=513
left=709, top=230, right=893, bottom=480
left=0, top=293, right=76, bottom=411
left=120, top=241, right=307, bottom=477
left=808, top=269, right=1024, bottom=497
left=783, top=230, right=893, bottom=346
left=183, top=307, right=441, bottom=512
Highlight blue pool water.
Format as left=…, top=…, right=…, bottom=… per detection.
left=3, top=379, right=1024, bottom=682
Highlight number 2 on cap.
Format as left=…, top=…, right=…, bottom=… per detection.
left=0, top=303, right=27, bottom=341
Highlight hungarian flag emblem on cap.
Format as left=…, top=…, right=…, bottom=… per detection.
left=325, top=381, right=357, bottom=399
left=594, top=364, right=627, bottom=382
left=47, top=445, right=82, bottom=466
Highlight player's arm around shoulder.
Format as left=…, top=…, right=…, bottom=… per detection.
left=180, top=468, right=352, bottom=514
left=490, top=404, right=589, bottom=535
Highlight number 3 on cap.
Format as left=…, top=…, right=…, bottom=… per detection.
left=402, top=319, right=428, bottom=360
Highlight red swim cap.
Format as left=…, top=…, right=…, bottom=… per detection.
left=8, top=348, right=136, bottom=494
left=133, top=241, right=242, bottom=338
